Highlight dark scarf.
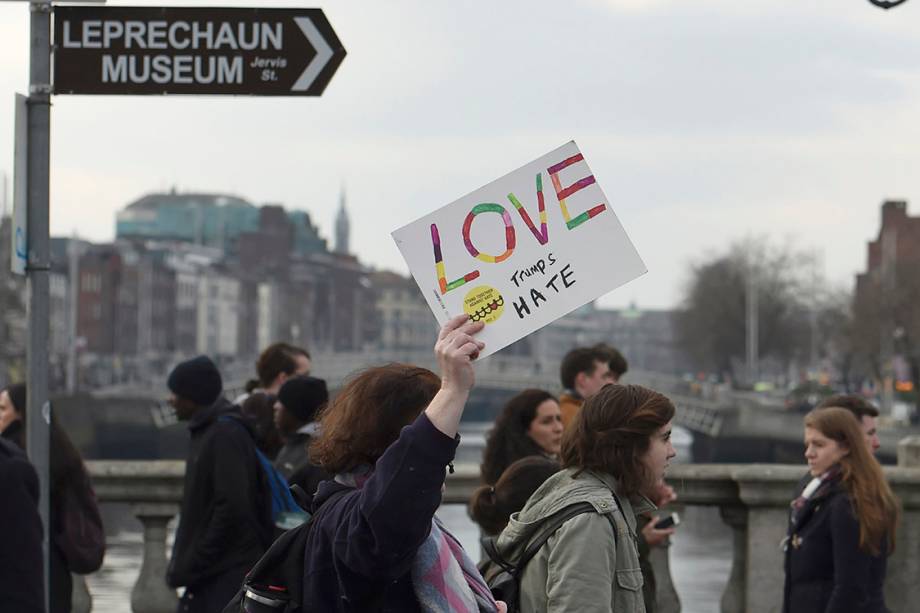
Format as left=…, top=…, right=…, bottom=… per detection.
left=786, top=464, right=842, bottom=546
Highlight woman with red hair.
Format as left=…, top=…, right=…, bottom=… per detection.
left=782, top=407, right=901, bottom=613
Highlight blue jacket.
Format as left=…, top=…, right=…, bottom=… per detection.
left=783, top=479, right=889, bottom=613
left=303, top=412, right=459, bottom=612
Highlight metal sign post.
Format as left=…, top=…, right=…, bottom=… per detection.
left=16, top=4, right=344, bottom=609
left=53, top=7, right=346, bottom=96
left=26, top=1, right=53, bottom=609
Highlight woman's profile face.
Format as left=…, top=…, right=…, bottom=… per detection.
left=641, top=420, right=676, bottom=488
left=526, top=399, right=564, bottom=456
left=804, top=426, right=849, bottom=477
left=0, top=390, right=21, bottom=433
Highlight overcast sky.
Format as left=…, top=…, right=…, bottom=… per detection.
left=2, top=0, right=919, bottom=309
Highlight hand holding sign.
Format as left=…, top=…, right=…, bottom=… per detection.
left=392, top=141, right=646, bottom=359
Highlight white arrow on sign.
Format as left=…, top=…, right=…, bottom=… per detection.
left=292, top=16, right=334, bottom=92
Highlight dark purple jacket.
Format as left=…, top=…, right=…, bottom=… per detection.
left=303, top=412, right=459, bottom=612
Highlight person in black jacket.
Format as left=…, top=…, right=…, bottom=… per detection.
left=272, top=375, right=330, bottom=506
left=1, top=383, right=105, bottom=613
left=0, top=437, right=44, bottom=613
left=166, top=355, right=273, bottom=613
left=782, top=407, right=901, bottom=613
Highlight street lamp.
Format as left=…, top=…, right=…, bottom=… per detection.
left=868, top=0, right=910, bottom=8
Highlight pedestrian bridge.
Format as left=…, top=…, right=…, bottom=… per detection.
left=73, top=439, right=920, bottom=613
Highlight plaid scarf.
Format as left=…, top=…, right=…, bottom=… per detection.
left=336, top=466, right=499, bottom=613
left=789, top=464, right=842, bottom=528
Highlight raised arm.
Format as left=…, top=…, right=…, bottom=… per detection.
left=424, top=314, right=485, bottom=438
left=333, top=314, right=485, bottom=578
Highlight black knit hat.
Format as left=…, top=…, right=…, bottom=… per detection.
left=167, top=355, right=223, bottom=407
left=277, top=376, right=328, bottom=423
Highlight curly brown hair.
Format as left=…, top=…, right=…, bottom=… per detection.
left=560, top=384, right=674, bottom=496
left=309, top=363, right=441, bottom=474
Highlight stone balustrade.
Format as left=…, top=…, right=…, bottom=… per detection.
left=84, top=440, right=920, bottom=613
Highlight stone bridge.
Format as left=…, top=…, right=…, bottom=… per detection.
left=70, top=438, right=920, bottom=613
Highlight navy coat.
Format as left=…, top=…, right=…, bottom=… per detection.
left=783, top=478, right=889, bottom=613
left=302, top=413, right=458, bottom=612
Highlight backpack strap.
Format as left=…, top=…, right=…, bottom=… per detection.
left=483, top=499, right=621, bottom=580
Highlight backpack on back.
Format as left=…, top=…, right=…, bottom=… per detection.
left=222, top=485, right=352, bottom=613
left=481, top=501, right=620, bottom=613
left=219, top=415, right=308, bottom=531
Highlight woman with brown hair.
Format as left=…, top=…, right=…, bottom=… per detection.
left=494, top=384, right=676, bottom=612
left=782, top=407, right=901, bottom=613
left=301, top=315, right=504, bottom=612
left=470, top=455, right=560, bottom=537
left=479, top=389, right=563, bottom=486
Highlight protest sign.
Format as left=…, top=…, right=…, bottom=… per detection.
left=392, top=141, right=646, bottom=358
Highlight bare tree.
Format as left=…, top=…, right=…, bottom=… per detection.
left=674, top=237, right=812, bottom=384
left=814, top=288, right=857, bottom=391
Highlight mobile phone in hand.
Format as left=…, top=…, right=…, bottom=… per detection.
left=654, top=512, right=680, bottom=530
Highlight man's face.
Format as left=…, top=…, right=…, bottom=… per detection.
left=577, top=360, right=610, bottom=399
left=860, top=415, right=880, bottom=454
left=601, top=367, right=620, bottom=385
left=273, top=399, right=301, bottom=437
left=294, top=354, right=311, bottom=376
left=169, top=394, right=199, bottom=421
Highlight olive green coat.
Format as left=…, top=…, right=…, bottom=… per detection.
left=495, top=468, right=654, bottom=613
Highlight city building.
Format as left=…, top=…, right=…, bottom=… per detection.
left=855, top=199, right=920, bottom=395
left=334, top=187, right=350, bottom=255
left=369, top=270, right=436, bottom=352
left=116, top=190, right=327, bottom=256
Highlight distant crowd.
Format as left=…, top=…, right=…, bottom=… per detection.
left=0, top=317, right=901, bottom=613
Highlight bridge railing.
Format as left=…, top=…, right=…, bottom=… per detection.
left=79, top=443, right=920, bottom=613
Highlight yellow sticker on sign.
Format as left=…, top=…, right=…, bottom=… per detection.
left=463, top=285, right=505, bottom=324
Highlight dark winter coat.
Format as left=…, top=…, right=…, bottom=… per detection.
left=167, top=398, right=273, bottom=589
left=302, top=412, right=459, bottom=612
left=274, top=430, right=329, bottom=507
left=0, top=437, right=44, bottom=613
left=1, top=418, right=25, bottom=449
left=783, top=477, right=889, bottom=613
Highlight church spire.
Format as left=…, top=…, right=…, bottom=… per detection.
left=334, top=185, right=350, bottom=255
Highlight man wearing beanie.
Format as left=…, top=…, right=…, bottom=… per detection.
left=166, top=355, right=272, bottom=613
left=273, top=375, right=331, bottom=506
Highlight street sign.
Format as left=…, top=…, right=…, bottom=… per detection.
left=52, top=7, right=346, bottom=95
left=12, top=93, right=28, bottom=275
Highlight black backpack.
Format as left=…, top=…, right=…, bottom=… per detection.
left=481, top=501, right=620, bottom=613
left=222, top=485, right=352, bottom=613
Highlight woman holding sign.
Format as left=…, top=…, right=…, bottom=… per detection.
left=302, top=315, right=505, bottom=612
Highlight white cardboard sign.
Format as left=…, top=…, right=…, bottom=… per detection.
left=392, top=141, right=646, bottom=358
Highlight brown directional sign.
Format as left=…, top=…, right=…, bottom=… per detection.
left=52, top=6, right=346, bottom=96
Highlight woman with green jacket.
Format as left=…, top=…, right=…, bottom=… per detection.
left=494, top=384, right=676, bottom=613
